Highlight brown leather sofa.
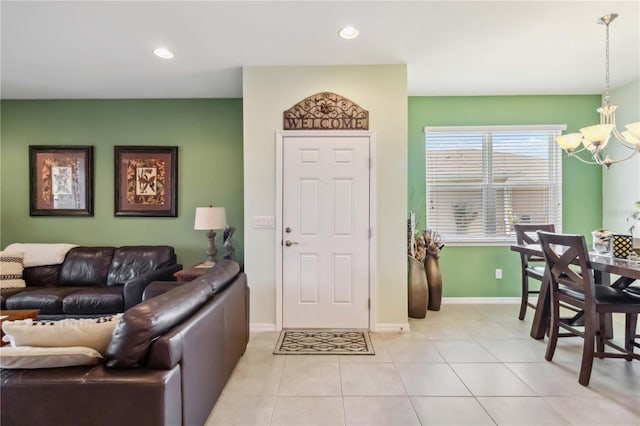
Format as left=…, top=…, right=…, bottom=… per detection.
left=1, top=260, right=249, bottom=426
left=1, top=245, right=181, bottom=318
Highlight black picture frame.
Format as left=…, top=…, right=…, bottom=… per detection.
left=29, top=145, right=94, bottom=216
left=114, top=146, right=178, bottom=217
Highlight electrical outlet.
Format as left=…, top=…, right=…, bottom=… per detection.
left=495, top=269, right=503, bottom=279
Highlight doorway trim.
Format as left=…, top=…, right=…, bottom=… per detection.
left=275, top=130, right=377, bottom=331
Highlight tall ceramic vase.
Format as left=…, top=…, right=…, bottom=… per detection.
left=425, top=254, right=442, bottom=311
left=407, top=255, right=428, bottom=318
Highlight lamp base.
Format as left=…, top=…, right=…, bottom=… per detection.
left=199, top=230, right=218, bottom=268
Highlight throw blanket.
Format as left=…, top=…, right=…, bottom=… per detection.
left=3, top=243, right=78, bottom=267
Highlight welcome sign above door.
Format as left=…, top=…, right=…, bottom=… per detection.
left=283, top=92, right=369, bottom=130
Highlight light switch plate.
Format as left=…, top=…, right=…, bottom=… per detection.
left=253, top=216, right=275, bottom=228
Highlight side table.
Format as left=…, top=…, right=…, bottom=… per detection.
left=174, top=265, right=213, bottom=283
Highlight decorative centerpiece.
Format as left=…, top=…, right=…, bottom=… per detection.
left=612, top=234, right=633, bottom=259
left=591, top=228, right=613, bottom=254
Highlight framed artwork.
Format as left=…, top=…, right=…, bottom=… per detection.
left=114, top=146, right=178, bottom=217
left=29, top=145, right=94, bottom=216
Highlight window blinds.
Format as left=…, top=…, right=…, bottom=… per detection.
left=424, top=125, right=565, bottom=243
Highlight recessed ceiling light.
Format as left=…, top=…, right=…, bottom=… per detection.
left=153, top=47, right=174, bottom=59
left=338, top=26, right=359, bottom=40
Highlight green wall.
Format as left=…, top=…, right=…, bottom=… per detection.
left=408, top=95, right=603, bottom=297
left=1, top=95, right=605, bottom=298
left=1, top=99, right=244, bottom=267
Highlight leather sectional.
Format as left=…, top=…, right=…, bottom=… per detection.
left=1, top=260, right=249, bottom=426
left=1, top=245, right=182, bottom=318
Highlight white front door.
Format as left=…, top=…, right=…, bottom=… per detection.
left=281, top=134, right=371, bottom=329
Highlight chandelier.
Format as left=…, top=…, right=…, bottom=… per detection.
left=555, top=14, right=640, bottom=169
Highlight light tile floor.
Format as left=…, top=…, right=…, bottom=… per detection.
left=206, top=304, right=640, bottom=426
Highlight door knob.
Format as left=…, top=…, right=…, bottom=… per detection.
left=284, top=240, right=299, bottom=247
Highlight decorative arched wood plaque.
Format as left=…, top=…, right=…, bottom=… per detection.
left=283, top=92, right=369, bottom=130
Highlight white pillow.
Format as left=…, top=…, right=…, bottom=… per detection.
left=2, top=314, right=122, bottom=354
left=0, top=346, right=102, bottom=369
left=0, top=251, right=26, bottom=288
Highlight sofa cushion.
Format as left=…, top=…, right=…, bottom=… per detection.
left=0, top=251, right=26, bottom=289
left=105, top=281, right=213, bottom=368
left=5, top=287, right=83, bottom=314
left=1, top=287, right=29, bottom=309
left=0, top=346, right=102, bottom=369
left=107, top=246, right=176, bottom=287
left=23, top=264, right=61, bottom=288
left=62, top=287, right=124, bottom=315
left=59, top=247, right=115, bottom=287
left=2, top=314, right=121, bottom=354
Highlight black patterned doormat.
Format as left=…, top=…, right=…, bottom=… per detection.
left=273, top=329, right=375, bottom=355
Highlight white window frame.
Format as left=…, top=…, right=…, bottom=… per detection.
left=424, top=124, right=566, bottom=245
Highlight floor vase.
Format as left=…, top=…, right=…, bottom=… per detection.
left=425, top=254, right=442, bottom=311
left=407, top=255, right=428, bottom=318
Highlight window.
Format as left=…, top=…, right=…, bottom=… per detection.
left=425, top=125, right=565, bottom=244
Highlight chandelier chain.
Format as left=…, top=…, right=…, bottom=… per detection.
left=604, top=20, right=610, bottom=103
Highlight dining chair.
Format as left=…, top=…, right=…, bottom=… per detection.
left=623, top=286, right=640, bottom=354
left=537, top=231, right=640, bottom=386
left=513, top=223, right=555, bottom=320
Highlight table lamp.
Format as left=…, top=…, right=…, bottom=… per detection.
left=194, top=206, right=227, bottom=267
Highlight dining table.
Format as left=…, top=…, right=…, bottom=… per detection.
left=510, top=243, right=640, bottom=339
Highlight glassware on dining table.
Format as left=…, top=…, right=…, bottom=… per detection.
left=591, top=229, right=612, bottom=254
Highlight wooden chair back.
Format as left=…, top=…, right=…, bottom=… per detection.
left=537, top=231, right=595, bottom=303
left=514, top=223, right=555, bottom=264
left=514, top=223, right=555, bottom=245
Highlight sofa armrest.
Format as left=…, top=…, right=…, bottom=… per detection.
left=123, top=264, right=182, bottom=310
left=1, top=365, right=182, bottom=426
left=142, top=281, right=181, bottom=301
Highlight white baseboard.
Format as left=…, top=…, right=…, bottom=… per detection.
left=373, top=323, right=411, bottom=333
left=251, top=323, right=413, bottom=333
left=250, top=300, right=516, bottom=333
left=250, top=323, right=277, bottom=332
left=442, top=297, right=520, bottom=304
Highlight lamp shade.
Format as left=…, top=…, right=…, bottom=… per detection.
left=580, top=124, right=614, bottom=151
left=194, top=207, right=227, bottom=230
left=626, top=122, right=640, bottom=139
left=622, top=131, right=640, bottom=148
left=556, top=133, right=583, bottom=151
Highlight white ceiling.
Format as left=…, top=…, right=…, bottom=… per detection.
left=1, top=0, right=639, bottom=99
